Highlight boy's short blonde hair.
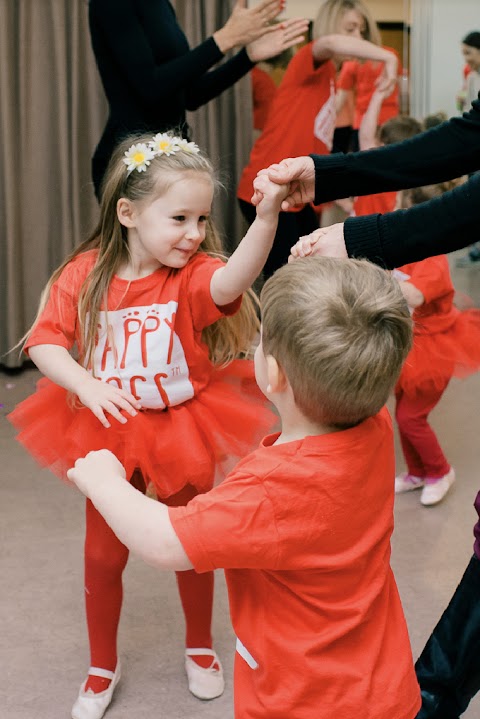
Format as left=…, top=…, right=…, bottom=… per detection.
left=260, top=258, right=412, bottom=428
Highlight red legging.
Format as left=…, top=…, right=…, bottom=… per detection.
left=84, top=474, right=213, bottom=671
left=395, top=381, right=451, bottom=479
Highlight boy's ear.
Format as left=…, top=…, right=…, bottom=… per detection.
left=117, top=198, right=136, bottom=228
left=266, top=355, right=288, bottom=394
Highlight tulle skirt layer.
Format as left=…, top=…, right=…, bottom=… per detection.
left=398, top=311, right=480, bottom=395
left=8, top=360, right=277, bottom=498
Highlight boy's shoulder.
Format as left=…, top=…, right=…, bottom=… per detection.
left=233, top=408, right=393, bottom=484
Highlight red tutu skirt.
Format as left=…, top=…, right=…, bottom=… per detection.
left=8, top=360, right=278, bottom=498
left=398, top=310, right=480, bottom=396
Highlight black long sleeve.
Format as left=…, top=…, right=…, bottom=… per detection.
left=89, top=0, right=253, bottom=121
left=89, top=0, right=255, bottom=194
left=309, top=95, right=480, bottom=267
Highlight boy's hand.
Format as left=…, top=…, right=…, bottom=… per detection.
left=67, top=449, right=126, bottom=497
left=252, top=172, right=289, bottom=220
left=76, top=376, right=141, bottom=428
left=289, top=224, right=348, bottom=262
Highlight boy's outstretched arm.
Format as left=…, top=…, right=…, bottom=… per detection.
left=67, top=450, right=193, bottom=571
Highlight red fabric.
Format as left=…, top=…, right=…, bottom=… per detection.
left=353, top=190, right=396, bottom=217
left=238, top=43, right=336, bottom=206
left=9, top=250, right=276, bottom=497
left=396, top=256, right=480, bottom=395
left=337, top=47, right=400, bottom=129
left=395, top=384, right=451, bottom=478
left=170, top=408, right=420, bottom=719
left=251, top=66, right=277, bottom=131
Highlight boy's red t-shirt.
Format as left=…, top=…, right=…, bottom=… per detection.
left=237, top=42, right=336, bottom=205
left=170, top=408, right=420, bottom=719
left=251, top=66, right=277, bottom=131
left=338, top=47, right=400, bottom=129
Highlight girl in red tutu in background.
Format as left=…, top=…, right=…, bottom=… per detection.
left=8, top=132, right=283, bottom=719
left=393, top=181, right=480, bottom=507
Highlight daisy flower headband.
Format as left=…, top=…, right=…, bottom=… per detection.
left=123, top=133, right=200, bottom=175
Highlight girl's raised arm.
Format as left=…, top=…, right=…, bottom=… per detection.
left=209, top=177, right=287, bottom=307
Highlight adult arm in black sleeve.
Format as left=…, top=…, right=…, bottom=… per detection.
left=343, top=172, right=480, bottom=268
left=90, top=0, right=252, bottom=112
left=311, top=96, right=480, bottom=204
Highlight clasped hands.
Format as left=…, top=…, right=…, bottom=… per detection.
left=252, top=156, right=348, bottom=261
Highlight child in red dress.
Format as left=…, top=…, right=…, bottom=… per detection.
left=68, top=255, right=421, bottom=719
left=8, top=132, right=284, bottom=719
left=393, top=182, right=480, bottom=505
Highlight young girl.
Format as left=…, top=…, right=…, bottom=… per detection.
left=394, top=182, right=480, bottom=506
left=237, top=0, right=398, bottom=280
left=8, top=133, right=285, bottom=719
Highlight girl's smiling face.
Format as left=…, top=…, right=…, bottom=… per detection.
left=118, top=172, right=214, bottom=275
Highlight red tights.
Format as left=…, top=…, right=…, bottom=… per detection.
left=395, top=381, right=451, bottom=478
left=84, top=477, right=214, bottom=690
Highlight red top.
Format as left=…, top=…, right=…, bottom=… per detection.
left=251, top=66, right=277, bottom=130
left=25, top=250, right=241, bottom=409
left=353, top=189, right=397, bottom=217
left=238, top=43, right=336, bottom=205
left=337, top=47, right=400, bottom=129
left=170, top=408, right=420, bottom=719
left=397, top=256, right=458, bottom=334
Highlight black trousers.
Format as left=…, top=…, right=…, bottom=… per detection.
left=416, top=554, right=480, bottom=718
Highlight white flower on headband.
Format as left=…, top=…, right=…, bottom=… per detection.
left=175, top=138, right=200, bottom=154
left=149, top=133, right=181, bottom=156
left=123, top=143, right=156, bottom=174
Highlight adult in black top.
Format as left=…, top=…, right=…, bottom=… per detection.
left=255, top=94, right=480, bottom=268
left=89, top=0, right=307, bottom=197
left=255, top=94, right=480, bottom=719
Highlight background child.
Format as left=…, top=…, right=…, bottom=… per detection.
left=393, top=182, right=480, bottom=506
left=68, top=256, right=420, bottom=719
left=8, top=133, right=285, bottom=719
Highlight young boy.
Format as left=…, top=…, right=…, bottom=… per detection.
left=68, top=256, right=421, bottom=719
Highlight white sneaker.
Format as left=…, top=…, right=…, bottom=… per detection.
left=420, top=468, right=456, bottom=506
left=185, top=648, right=225, bottom=700
left=71, top=663, right=121, bottom=719
left=395, top=472, right=424, bottom=494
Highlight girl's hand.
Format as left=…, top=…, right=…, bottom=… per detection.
left=67, top=449, right=127, bottom=497
left=246, top=18, right=309, bottom=62
left=214, top=0, right=285, bottom=53
left=289, top=224, right=348, bottom=262
left=76, top=376, right=141, bottom=428
left=252, top=173, right=289, bottom=220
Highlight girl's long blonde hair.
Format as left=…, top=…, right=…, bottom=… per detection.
left=313, top=0, right=381, bottom=44
left=22, top=134, right=259, bottom=370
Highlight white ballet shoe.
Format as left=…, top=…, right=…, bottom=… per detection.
left=71, top=663, right=121, bottom=719
left=185, top=648, right=225, bottom=700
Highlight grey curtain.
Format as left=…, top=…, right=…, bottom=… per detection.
left=0, top=0, right=253, bottom=368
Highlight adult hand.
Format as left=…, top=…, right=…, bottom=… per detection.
left=214, top=0, right=285, bottom=54
left=67, top=449, right=126, bottom=497
left=246, top=18, right=309, bottom=62
left=252, top=156, right=315, bottom=210
left=289, top=224, right=348, bottom=262
left=76, top=376, right=141, bottom=428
